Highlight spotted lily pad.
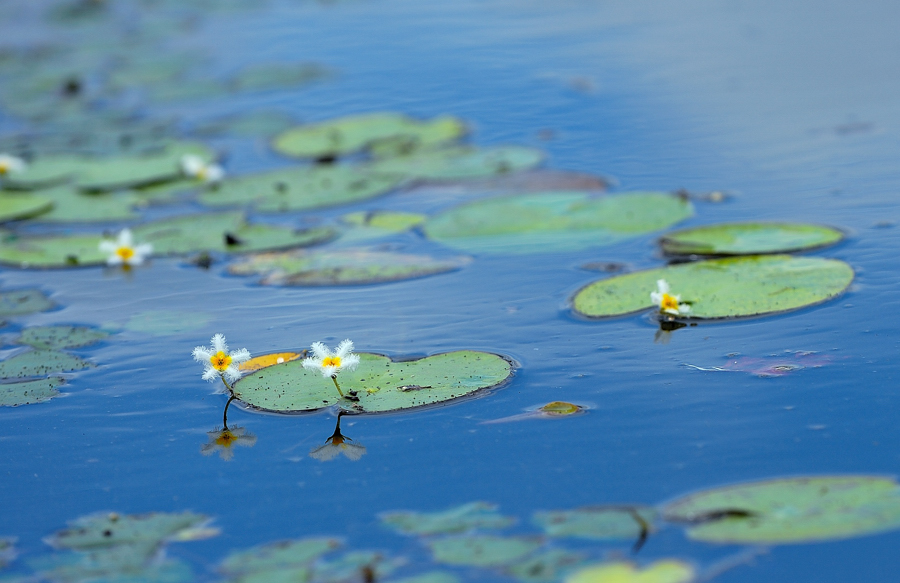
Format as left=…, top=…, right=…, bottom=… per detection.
left=233, top=351, right=513, bottom=414
left=0, top=192, right=53, bottom=222
left=662, top=476, right=900, bottom=544
left=533, top=507, right=657, bottom=540
left=199, top=165, right=403, bottom=212
left=369, top=146, right=543, bottom=181
left=660, top=222, right=845, bottom=256
left=227, top=248, right=470, bottom=286
left=0, top=212, right=335, bottom=268
left=565, top=561, right=695, bottom=583
left=0, top=289, right=54, bottom=316
left=428, top=535, right=542, bottom=568
left=47, top=511, right=210, bottom=550
left=505, top=550, right=587, bottom=583
left=18, top=326, right=109, bottom=349
left=572, top=255, right=854, bottom=319
left=0, top=377, right=64, bottom=407
left=425, top=191, right=692, bottom=254
left=220, top=538, right=340, bottom=578
left=272, top=113, right=466, bottom=159
left=0, top=350, right=93, bottom=378
left=381, top=503, right=516, bottom=536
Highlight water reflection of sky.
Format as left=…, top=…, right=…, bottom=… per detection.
left=2, top=0, right=900, bottom=581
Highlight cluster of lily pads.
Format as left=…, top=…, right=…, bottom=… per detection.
left=4, top=474, right=900, bottom=583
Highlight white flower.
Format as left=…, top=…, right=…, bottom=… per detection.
left=192, top=333, right=251, bottom=384
left=180, top=154, right=224, bottom=183
left=98, top=228, right=153, bottom=266
left=0, top=154, right=26, bottom=176
left=302, top=339, right=360, bottom=378
left=650, top=279, right=691, bottom=316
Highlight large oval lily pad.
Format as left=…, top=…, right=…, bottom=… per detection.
left=369, top=146, right=543, bottom=181
left=660, top=222, right=844, bottom=256
left=572, top=255, right=854, bottom=319
left=272, top=113, right=466, bottom=159
left=0, top=349, right=94, bottom=378
left=0, top=212, right=335, bottom=268
left=0, top=193, right=53, bottom=222
left=533, top=506, right=658, bottom=540
left=0, top=377, right=64, bottom=407
left=425, top=192, right=693, bottom=254
left=199, top=165, right=403, bottom=212
left=565, top=561, right=695, bottom=583
left=381, top=502, right=515, bottom=536
left=233, top=351, right=513, bottom=414
left=427, top=535, right=542, bottom=568
left=662, top=476, right=900, bottom=544
left=227, top=248, right=471, bottom=286
left=18, top=326, right=109, bottom=349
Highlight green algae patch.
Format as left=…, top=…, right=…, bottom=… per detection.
left=533, top=507, right=658, bottom=541
left=572, top=255, right=854, bottom=319
left=663, top=476, right=900, bottom=544
left=369, top=145, right=543, bottom=181
left=0, top=377, right=64, bottom=407
left=660, top=222, right=844, bottom=256
left=381, top=502, right=515, bottom=536
left=233, top=351, right=513, bottom=414
left=425, top=191, right=692, bottom=254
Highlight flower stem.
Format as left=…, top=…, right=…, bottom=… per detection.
left=331, top=374, right=344, bottom=398
left=219, top=374, right=235, bottom=395
left=223, top=394, right=236, bottom=430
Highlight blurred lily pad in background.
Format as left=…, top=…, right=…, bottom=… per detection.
left=427, top=535, right=542, bottom=568
left=565, top=561, right=695, bottom=583
left=369, top=145, right=543, bottom=181
left=381, top=502, right=516, bottom=536
left=660, top=222, right=844, bottom=256
left=533, top=507, right=658, bottom=541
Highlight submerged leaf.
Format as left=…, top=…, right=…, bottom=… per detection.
left=0, top=377, right=64, bottom=407
left=18, top=326, right=109, bottom=350
left=233, top=351, right=513, bottom=414
left=425, top=192, right=692, bottom=254
left=572, top=255, right=854, bottom=319
left=0, top=350, right=93, bottom=378
left=369, top=145, right=543, bottom=181
left=381, top=502, right=515, bottom=536
left=0, top=289, right=54, bottom=316
left=663, top=476, right=900, bottom=544
left=660, top=222, right=844, bottom=256
left=566, top=561, right=695, bottom=583
left=428, top=535, right=541, bottom=567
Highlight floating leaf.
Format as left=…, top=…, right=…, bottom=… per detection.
left=381, top=502, right=515, bottom=536
left=0, top=212, right=335, bottom=268
left=0, top=377, right=64, bottom=407
left=48, top=511, right=210, bottom=550
left=369, top=145, right=543, bottom=181
left=272, top=113, right=465, bottom=159
left=341, top=210, right=427, bottom=232
left=533, top=507, right=657, bottom=541
left=239, top=352, right=303, bottom=372
left=233, top=351, right=513, bottom=414
left=565, top=561, right=695, bottom=583
left=572, top=256, right=854, bottom=319
left=0, top=350, right=93, bottom=378
left=539, top=402, right=583, bottom=416
left=0, top=193, right=53, bottom=222
left=227, top=248, right=470, bottom=286
left=427, top=535, right=541, bottom=568
left=32, top=545, right=195, bottom=583
left=314, top=551, right=402, bottom=583
left=18, top=326, right=109, bottom=350
left=660, top=222, right=844, bottom=256
left=199, top=165, right=403, bottom=213
left=662, top=476, right=900, bottom=544
left=425, top=192, right=692, bottom=254
left=0, top=289, right=54, bottom=316
left=220, top=538, right=340, bottom=577
left=28, top=186, right=141, bottom=222
left=505, top=550, right=587, bottom=583
left=122, top=310, right=212, bottom=336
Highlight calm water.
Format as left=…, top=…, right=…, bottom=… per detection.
left=2, top=0, right=900, bottom=581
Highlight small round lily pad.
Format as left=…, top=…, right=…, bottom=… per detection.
left=425, top=191, right=693, bottom=254
left=660, top=222, right=845, bottom=256
left=663, top=476, right=900, bottom=544
left=572, top=255, right=854, bottom=319
left=0, top=377, right=64, bottom=407
left=566, top=561, right=695, bottom=583
left=233, top=351, right=513, bottom=414
left=369, top=145, right=543, bottom=181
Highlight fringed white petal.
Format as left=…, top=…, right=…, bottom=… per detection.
left=342, top=353, right=360, bottom=371
left=230, top=348, right=251, bottom=364
left=310, top=342, right=329, bottom=360
left=201, top=367, right=219, bottom=382
left=335, top=339, right=354, bottom=358
left=211, top=333, right=227, bottom=353
left=192, top=346, right=213, bottom=362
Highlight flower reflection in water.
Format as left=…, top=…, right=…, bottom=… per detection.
left=201, top=395, right=257, bottom=461
left=310, top=413, right=366, bottom=462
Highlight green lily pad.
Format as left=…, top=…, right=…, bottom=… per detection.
left=233, top=351, right=513, bottom=414
left=220, top=538, right=340, bottom=578
left=369, top=145, right=543, bottom=181
left=227, top=248, right=470, bottom=286
left=24, top=186, right=141, bottom=222
left=565, top=561, right=695, bottom=583
left=424, top=191, right=693, bottom=254
left=314, top=551, right=402, bottom=583
left=381, top=502, right=515, bottom=536
left=47, top=511, right=210, bottom=550
left=572, top=255, right=854, bottom=319
left=341, top=210, right=427, bottom=231
left=231, top=62, right=331, bottom=92
left=662, top=476, right=900, bottom=544
left=272, top=113, right=465, bottom=159
left=133, top=178, right=206, bottom=204
left=0, top=193, right=53, bottom=222
left=18, top=326, right=109, bottom=349
left=199, top=165, right=403, bottom=213
left=0, top=350, right=93, bottom=378
left=0, top=289, right=54, bottom=316
left=32, top=545, right=194, bottom=583
left=660, top=222, right=845, bottom=256
left=533, top=507, right=658, bottom=541
left=505, top=550, right=587, bottom=583
left=0, top=212, right=335, bottom=268
left=0, top=377, right=64, bottom=407
left=427, top=535, right=541, bottom=568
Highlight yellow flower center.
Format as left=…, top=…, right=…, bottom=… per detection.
left=116, top=246, right=135, bottom=261
left=216, top=431, right=236, bottom=447
left=0, top=163, right=7, bottom=175
left=210, top=351, right=232, bottom=371
left=322, top=356, right=342, bottom=368
left=197, top=167, right=207, bottom=180
left=660, top=293, right=680, bottom=312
